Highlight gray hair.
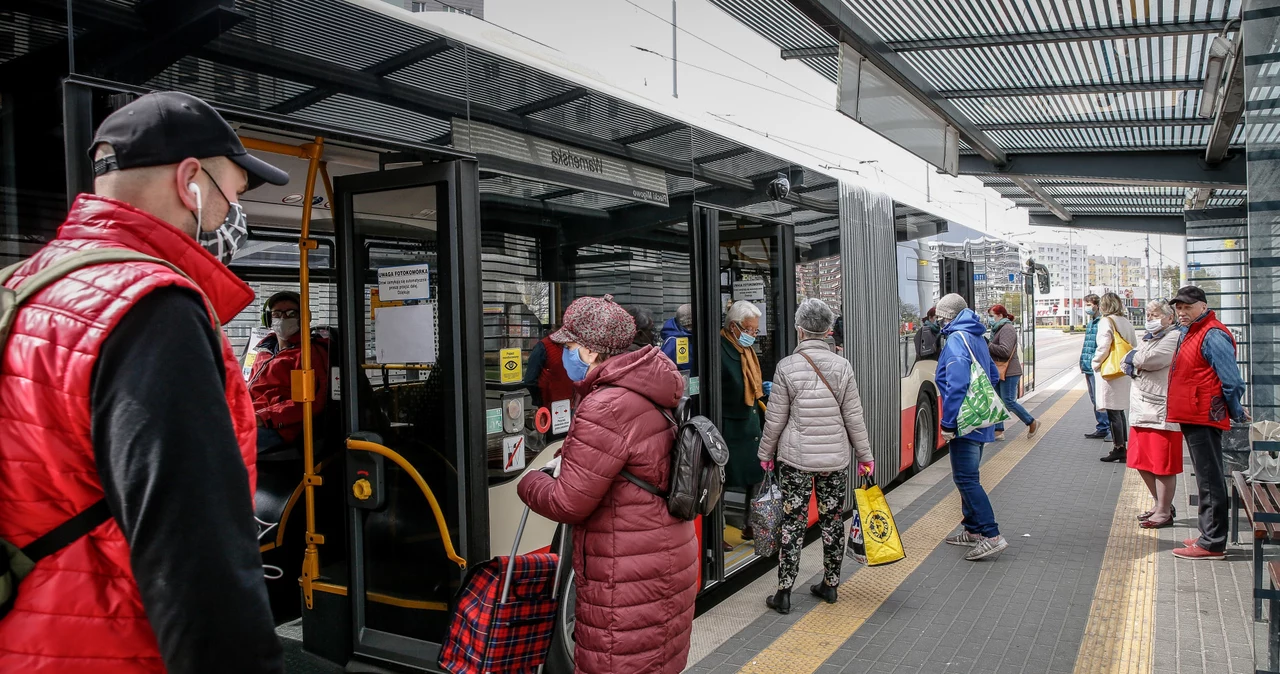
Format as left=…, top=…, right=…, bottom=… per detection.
left=795, top=298, right=835, bottom=338
left=1146, top=299, right=1174, bottom=318
left=724, top=300, right=762, bottom=329
left=675, top=303, right=693, bottom=331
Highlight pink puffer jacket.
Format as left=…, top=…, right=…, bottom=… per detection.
left=517, top=346, right=697, bottom=674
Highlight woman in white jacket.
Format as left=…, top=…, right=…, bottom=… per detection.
left=1124, top=300, right=1183, bottom=528
left=1093, top=292, right=1139, bottom=463
left=757, top=298, right=874, bottom=614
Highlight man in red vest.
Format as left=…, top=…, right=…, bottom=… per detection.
left=1167, top=286, right=1248, bottom=560
left=0, top=92, right=288, bottom=671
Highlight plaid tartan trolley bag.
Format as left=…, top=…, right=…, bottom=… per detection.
left=439, top=505, right=564, bottom=674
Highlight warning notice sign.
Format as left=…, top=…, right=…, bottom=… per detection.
left=675, top=337, right=690, bottom=365
left=503, top=435, right=526, bottom=473
left=500, top=348, right=523, bottom=383
left=377, top=263, right=431, bottom=301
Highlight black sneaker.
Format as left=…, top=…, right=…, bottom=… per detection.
left=1084, top=431, right=1108, bottom=439
left=1100, top=449, right=1127, bottom=463
left=765, top=589, right=791, bottom=614
left=810, top=582, right=838, bottom=604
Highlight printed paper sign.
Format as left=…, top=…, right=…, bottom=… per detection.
left=500, top=348, right=523, bottom=383
left=330, top=366, right=341, bottom=401
left=375, top=304, right=436, bottom=364
left=733, top=279, right=766, bottom=301
left=551, top=399, right=571, bottom=434
left=754, top=302, right=768, bottom=336
left=688, top=375, right=700, bottom=396
left=503, top=435, right=526, bottom=473
left=377, top=263, right=431, bottom=301
left=675, top=337, right=690, bottom=365
left=486, top=408, right=503, bottom=435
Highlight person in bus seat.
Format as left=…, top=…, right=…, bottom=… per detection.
left=517, top=295, right=697, bottom=674
left=660, top=303, right=695, bottom=371
left=627, top=305, right=655, bottom=352
left=914, top=306, right=941, bottom=361
left=721, top=300, right=769, bottom=541
left=521, top=301, right=580, bottom=409
left=0, top=92, right=286, bottom=672
left=249, top=290, right=329, bottom=452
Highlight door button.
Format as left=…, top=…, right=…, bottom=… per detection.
left=352, top=478, right=373, bottom=501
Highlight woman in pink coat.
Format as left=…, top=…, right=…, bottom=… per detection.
left=517, top=295, right=698, bottom=674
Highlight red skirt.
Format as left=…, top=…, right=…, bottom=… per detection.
left=1126, top=427, right=1184, bottom=476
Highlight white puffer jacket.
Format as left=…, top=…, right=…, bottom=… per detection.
left=1128, top=326, right=1180, bottom=431
left=757, top=340, right=873, bottom=472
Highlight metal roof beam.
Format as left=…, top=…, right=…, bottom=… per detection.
left=960, top=151, right=1246, bottom=189
left=780, top=46, right=839, bottom=60
left=887, top=20, right=1231, bottom=52
left=615, top=123, right=686, bottom=145
left=941, top=80, right=1205, bottom=98
left=509, top=88, right=591, bottom=116
left=270, top=37, right=455, bottom=114
left=200, top=37, right=754, bottom=191
left=978, top=118, right=1208, bottom=131
left=1010, top=177, right=1072, bottom=222
left=1029, top=214, right=1186, bottom=235
left=693, top=146, right=755, bottom=165
left=783, top=0, right=1008, bottom=166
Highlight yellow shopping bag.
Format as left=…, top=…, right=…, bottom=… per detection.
left=853, top=475, right=905, bottom=566
left=1098, top=316, right=1134, bottom=380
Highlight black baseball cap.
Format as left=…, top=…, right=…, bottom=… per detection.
left=89, top=92, right=289, bottom=190
left=1170, top=286, right=1208, bottom=306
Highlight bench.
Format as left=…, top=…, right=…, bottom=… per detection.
left=1232, top=471, right=1280, bottom=622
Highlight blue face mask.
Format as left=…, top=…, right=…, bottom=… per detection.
left=737, top=333, right=756, bottom=348
left=562, top=346, right=590, bottom=382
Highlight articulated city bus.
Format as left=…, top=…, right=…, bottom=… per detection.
left=30, top=6, right=1027, bottom=671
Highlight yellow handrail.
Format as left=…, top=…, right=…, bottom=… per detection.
left=346, top=439, right=467, bottom=568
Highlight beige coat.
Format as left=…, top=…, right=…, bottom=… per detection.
left=758, top=340, right=873, bottom=472
left=1091, top=314, right=1139, bottom=411
left=1128, top=326, right=1181, bottom=431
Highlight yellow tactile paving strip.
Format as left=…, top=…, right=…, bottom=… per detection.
left=737, top=388, right=1086, bottom=673
left=1071, top=467, right=1159, bottom=674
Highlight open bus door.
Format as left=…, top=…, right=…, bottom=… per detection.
left=315, top=161, right=486, bottom=669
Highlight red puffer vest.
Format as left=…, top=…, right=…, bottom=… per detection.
left=0, top=195, right=258, bottom=672
left=518, top=347, right=697, bottom=674
left=537, top=336, right=575, bottom=407
left=1167, top=310, right=1234, bottom=431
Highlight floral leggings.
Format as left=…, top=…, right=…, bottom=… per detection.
left=777, top=462, right=847, bottom=590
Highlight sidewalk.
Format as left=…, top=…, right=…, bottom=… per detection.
left=683, top=375, right=1255, bottom=674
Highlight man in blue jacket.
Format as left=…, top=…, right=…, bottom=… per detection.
left=1079, top=293, right=1111, bottom=440
left=660, top=303, right=695, bottom=372
left=934, top=293, right=1009, bottom=561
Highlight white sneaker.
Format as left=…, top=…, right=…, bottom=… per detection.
left=965, top=535, right=1008, bottom=561
left=945, top=530, right=982, bottom=547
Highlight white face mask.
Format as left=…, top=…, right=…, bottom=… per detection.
left=272, top=317, right=301, bottom=340
left=1145, top=318, right=1165, bottom=333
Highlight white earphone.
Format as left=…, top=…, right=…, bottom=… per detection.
left=188, top=182, right=202, bottom=212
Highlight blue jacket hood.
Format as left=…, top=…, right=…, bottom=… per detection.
left=942, top=308, right=987, bottom=339
left=659, top=317, right=692, bottom=339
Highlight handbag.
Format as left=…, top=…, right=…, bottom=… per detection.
left=954, top=334, right=1010, bottom=438
left=748, top=471, right=783, bottom=558
left=1099, top=317, right=1135, bottom=380
left=852, top=475, right=904, bottom=566
left=995, top=359, right=1011, bottom=381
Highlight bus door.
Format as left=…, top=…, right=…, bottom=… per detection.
left=713, top=208, right=796, bottom=576
left=331, top=160, right=485, bottom=669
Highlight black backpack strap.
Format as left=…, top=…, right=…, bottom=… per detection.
left=22, top=500, right=112, bottom=563
left=620, top=470, right=667, bottom=498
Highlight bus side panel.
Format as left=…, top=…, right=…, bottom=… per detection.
left=899, top=405, right=916, bottom=474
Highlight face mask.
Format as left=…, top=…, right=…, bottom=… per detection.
left=737, top=333, right=756, bottom=348
left=1145, top=319, right=1164, bottom=333
left=272, top=317, right=301, bottom=340
left=1085, top=307, right=1096, bottom=316
left=562, top=347, right=590, bottom=382
left=192, top=169, right=248, bottom=265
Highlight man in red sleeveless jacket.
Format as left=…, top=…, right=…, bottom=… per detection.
left=1166, top=286, right=1248, bottom=561
left=0, top=92, right=289, bottom=671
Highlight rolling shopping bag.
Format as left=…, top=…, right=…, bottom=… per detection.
left=439, top=505, right=562, bottom=674
left=749, top=470, right=784, bottom=558
left=852, top=475, right=905, bottom=566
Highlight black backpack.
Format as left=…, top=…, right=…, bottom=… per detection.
left=620, top=396, right=730, bottom=521
left=915, top=325, right=941, bottom=360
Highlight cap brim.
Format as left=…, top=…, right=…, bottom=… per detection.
left=231, top=151, right=291, bottom=190
left=1169, top=295, right=1198, bottom=305
left=549, top=327, right=578, bottom=344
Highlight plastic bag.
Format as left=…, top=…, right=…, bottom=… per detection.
left=1249, top=421, right=1280, bottom=483
left=954, top=334, right=1010, bottom=437
left=853, top=475, right=905, bottom=566
left=846, top=508, right=867, bottom=566
left=749, top=472, right=783, bottom=558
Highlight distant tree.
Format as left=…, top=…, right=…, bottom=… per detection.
left=899, top=298, right=920, bottom=329
left=999, top=291, right=1024, bottom=319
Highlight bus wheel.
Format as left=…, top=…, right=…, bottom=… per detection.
left=913, top=392, right=936, bottom=474
left=544, top=538, right=576, bottom=672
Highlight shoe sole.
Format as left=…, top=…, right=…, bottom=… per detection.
left=966, top=542, right=1008, bottom=561
left=1171, top=551, right=1225, bottom=560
